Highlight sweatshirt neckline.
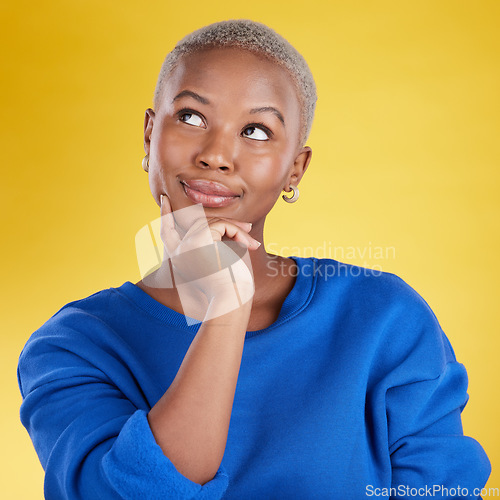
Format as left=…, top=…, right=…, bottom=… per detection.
left=115, top=256, right=317, bottom=338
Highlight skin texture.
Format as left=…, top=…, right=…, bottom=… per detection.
left=139, top=47, right=313, bottom=484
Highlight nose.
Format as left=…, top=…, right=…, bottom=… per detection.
left=195, top=128, right=235, bottom=173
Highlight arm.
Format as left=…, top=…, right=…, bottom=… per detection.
left=367, top=275, right=491, bottom=498
left=148, top=296, right=252, bottom=485
left=17, top=321, right=231, bottom=500
left=387, top=361, right=490, bottom=498
left=18, top=197, right=258, bottom=498
left=18, top=287, right=252, bottom=498
left=146, top=193, right=258, bottom=485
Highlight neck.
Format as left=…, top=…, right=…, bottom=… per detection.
left=246, top=220, right=287, bottom=295
left=136, top=219, right=296, bottom=316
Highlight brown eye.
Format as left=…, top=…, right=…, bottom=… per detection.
left=180, top=112, right=204, bottom=127
left=242, top=126, right=269, bottom=141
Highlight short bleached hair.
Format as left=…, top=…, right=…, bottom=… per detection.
left=153, top=19, right=317, bottom=148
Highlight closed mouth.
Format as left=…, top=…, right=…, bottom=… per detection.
left=180, top=179, right=241, bottom=208
left=181, top=179, right=240, bottom=197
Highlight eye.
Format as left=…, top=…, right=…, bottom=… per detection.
left=179, top=111, right=204, bottom=128
left=242, top=125, right=271, bottom=141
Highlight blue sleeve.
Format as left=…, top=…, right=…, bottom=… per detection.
left=372, top=276, right=491, bottom=499
left=17, top=326, right=229, bottom=500
left=387, top=362, right=490, bottom=499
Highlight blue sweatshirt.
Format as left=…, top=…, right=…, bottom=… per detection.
left=18, top=257, right=490, bottom=499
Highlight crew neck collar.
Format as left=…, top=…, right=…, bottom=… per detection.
left=115, top=256, right=317, bottom=338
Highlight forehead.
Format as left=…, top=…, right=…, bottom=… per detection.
left=160, top=47, right=301, bottom=124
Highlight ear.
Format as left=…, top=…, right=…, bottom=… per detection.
left=144, top=108, right=155, bottom=155
left=285, top=146, right=312, bottom=191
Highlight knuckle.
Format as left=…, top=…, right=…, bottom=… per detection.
left=207, top=217, right=223, bottom=225
left=210, top=227, right=223, bottom=237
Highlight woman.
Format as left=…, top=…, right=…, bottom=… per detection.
left=18, top=19, right=490, bottom=499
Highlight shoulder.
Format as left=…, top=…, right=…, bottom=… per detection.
left=22, top=285, right=118, bottom=344
left=301, top=257, right=433, bottom=313
left=299, top=257, right=456, bottom=371
left=17, top=284, right=127, bottom=394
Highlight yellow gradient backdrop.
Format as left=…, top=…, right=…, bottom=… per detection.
left=1, top=1, right=498, bottom=496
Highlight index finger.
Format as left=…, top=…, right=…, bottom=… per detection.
left=159, top=194, right=181, bottom=254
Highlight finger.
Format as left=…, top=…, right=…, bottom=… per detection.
left=179, top=214, right=248, bottom=249
left=179, top=214, right=213, bottom=250
left=202, top=218, right=253, bottom=239
left=177, top=212, right=253, bottom=249
left=187, top=218, right=234, bottom=243
left=213, top=219, right=252, bottom=232
left=160, top=194, right=181, bottom=254
left=181, top=217, right=257, bottom=252
left=209, top=220, right=261, bottom=250
left=171, top=203, right=207, bottom=237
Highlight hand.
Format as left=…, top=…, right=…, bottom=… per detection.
left=159, top=194, right=258, bottom=316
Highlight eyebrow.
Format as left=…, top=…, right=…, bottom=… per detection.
left=172, top=90, right=210, bottom=105
left=250, top=107, right=285, bottom=127
left=172, top=90, right=285, bottom=127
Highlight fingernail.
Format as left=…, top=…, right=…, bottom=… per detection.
left=248, top=222, right=253, bottom=227
left=255, top=241, right=261, bottom=247
left=160, top=194, right=164, bottom=206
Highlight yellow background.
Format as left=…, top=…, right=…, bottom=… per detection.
left=1, top=0, right=498, bottom=496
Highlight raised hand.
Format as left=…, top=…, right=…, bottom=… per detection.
left=158, top=194, right=259, bottom=322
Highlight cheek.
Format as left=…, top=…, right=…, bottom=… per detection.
left=242, top=153, right=290, bottom=192
left=147, top=167, right=162, bottom=201
left=148, top=134, right=187, bottom=196
left=154, top=132, right=192, bottom=170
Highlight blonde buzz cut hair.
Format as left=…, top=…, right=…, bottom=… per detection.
left=153, top=19, right=317, bottom=147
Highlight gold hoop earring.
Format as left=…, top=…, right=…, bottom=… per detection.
left=282, top=184, right=299, bottom=203
left=142, top=154, right=149, bottom=173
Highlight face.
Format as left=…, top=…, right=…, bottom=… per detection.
left=144, top=47, right=312, bottom=227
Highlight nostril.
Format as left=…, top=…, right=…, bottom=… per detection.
left=197, top=159, right=232, bottom=171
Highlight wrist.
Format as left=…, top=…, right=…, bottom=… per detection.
left=207, top=282, right=254, bottom=305
left=205, top=288, right=253, bottom=322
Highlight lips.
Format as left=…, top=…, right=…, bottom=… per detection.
left=181, top=179, right=241, bottom=208
left=182, top=179, right=240, bottom=197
